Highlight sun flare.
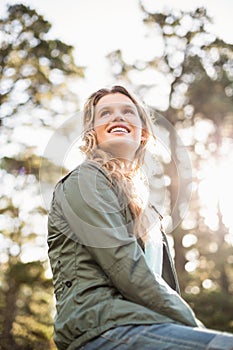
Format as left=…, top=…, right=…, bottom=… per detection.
left=198, top=145, right=233, bottom=234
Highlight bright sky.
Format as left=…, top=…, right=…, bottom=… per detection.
left=1, top=0, right=233, bottom=102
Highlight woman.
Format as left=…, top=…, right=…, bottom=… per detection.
left=47, top=85, right=233, bottom=350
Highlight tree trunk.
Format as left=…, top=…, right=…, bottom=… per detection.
left=164, top=125, right=188, bottom=284
left=1, top=276, right=19, bottom=350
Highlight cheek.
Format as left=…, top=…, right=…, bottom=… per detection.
left=94, top=125, right=106, bottom=144
left=132, top=118, right=143, bottom=134
left=134, top=125, right=144, bottom=140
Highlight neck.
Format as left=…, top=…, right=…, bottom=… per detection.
left=90, top=148, right=137, bottom=174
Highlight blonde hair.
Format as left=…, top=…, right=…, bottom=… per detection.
left=80, top=85, right=156, bottom=242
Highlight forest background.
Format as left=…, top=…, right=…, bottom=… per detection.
left=0, top=1, right=233, bottom=349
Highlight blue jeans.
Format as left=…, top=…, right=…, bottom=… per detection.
left=78, top=323, right=233, bottom=350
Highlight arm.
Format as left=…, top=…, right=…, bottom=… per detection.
left=58, top=162, right=200, bottom=327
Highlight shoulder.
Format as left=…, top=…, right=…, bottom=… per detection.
left=53, top=160, right=115, bottom=205
left=57, top=160, right=111, bottom=188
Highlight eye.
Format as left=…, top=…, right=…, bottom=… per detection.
left=123, top=108, right=136, bottom=115
left=100, top=109, right=111, bottom=117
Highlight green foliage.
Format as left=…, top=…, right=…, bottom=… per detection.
left=0, top=260, right=57, bottom=350
left=0, top=3, right=84, bottom=122
left=185, top=291, right=233, bottom=333
left=1, top=154, right=67, bottom=183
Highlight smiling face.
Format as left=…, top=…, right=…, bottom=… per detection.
left=94, top=93, right=146, bottom=162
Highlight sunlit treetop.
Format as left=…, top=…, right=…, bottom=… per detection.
left=0, top=4, right=85, bottom=124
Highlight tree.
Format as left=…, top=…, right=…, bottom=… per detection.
left=0, top=4, right=84, bottom=349
left=0, top=4, right=84, bottom=123
left=107, top=2, right=233, bottom=331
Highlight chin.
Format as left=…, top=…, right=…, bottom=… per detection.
left=99, top=141, right=139, bottom=161
left=101, top=138, right=140, bottom=150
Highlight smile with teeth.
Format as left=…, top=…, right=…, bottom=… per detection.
left=108, top=126, right=130, bottom=134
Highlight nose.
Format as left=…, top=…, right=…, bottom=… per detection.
left=112, top=112, right=126, bottom=122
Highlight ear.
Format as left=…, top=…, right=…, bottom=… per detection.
left=141, top=129, right=148, bottom=142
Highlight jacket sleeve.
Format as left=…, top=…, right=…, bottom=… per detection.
left=57, top=162, right=201, bottom=327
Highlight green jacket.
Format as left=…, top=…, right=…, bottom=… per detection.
left=47, top=161, right=200, bottom=350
